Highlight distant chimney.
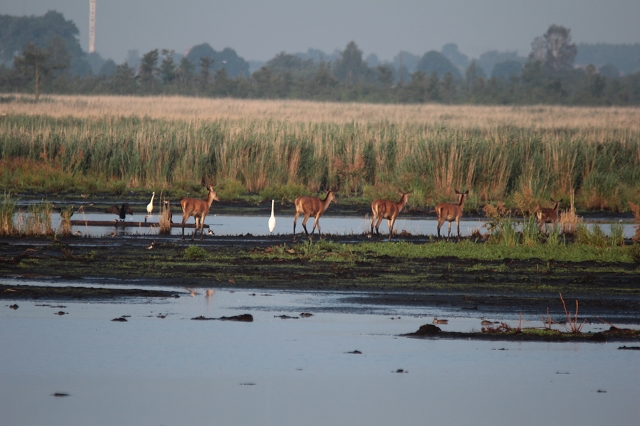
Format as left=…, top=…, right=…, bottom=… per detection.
left=89, top=0, right=96, bottom=53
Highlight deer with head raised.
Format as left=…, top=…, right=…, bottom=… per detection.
left=293, top=190, right=337, bottom=237
left=435, top=189, right=469, bottom=240
left=536, top=198, right=562, bottom=232
left=180, top=184, right=220, bottom=241
left=370, top=191, right=412, bottom=240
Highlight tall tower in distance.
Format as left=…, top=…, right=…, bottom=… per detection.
left=89, top=0, right=96, bottom=53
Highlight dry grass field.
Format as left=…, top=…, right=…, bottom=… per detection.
left=2, top=94, right=640, bottom=130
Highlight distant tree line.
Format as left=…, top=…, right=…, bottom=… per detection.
left=1, top=12, right=640, bottom=106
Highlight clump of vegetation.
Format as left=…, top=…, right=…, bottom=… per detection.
left=57, top=205, right=74, bottom=236
left=630, top=201, right=640, bottom=242
left=559, top=293, right=586, bottom=334
left=184, top=245, right=208, bottom=260
left=159, top=197, right=172, bottom=235
left=0, top=193, right=17, bottom=236
left=13, top=201, right=54, bottom=237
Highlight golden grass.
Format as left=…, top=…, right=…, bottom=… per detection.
left=2, top=94, right=640, bottom=130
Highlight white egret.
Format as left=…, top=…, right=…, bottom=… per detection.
left=268, top=200, right=276, bottom=233
left=145, top=192, right=155, bottom=222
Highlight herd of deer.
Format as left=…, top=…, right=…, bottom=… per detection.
left=109, top=181, right=563, bottom=242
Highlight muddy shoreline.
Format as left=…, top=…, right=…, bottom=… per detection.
left=2, top=234, right=640, bottom=327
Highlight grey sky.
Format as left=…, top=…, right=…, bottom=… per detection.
left=2, top=0, right=639, bottom=63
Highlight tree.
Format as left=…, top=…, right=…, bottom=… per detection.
left=199, top=56, right=214, bottom=93
left=0, top=11, right=84, bottom=65
left=416, top=51, right=461, bottom=79
left=159, top=49, right=176, bottom=85
left=377, top=65, right=394, bottom=88
left=14, top=43, right=51, bottom=100
left=492, top=61, right=523, bottom=80
left=139, top=49, right=159, bottom=92
left=175, top=57, right=195, bottom=92
left=111, top=62, right=137, bottom=94
left=529, top=25, right=577, bottom=74
left=465, top=60, right=486, bottom=90
left=333, top=41, right=370, bottom=84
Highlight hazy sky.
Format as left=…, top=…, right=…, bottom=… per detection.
left=2, top=0, right=639, bottom=63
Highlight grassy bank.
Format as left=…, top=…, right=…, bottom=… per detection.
left=1, top=97, right=639, bottom=211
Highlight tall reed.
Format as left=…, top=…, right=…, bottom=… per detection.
left=0, top=112, right=638, bottom=210
left=0, top=193, right=17, bottom=236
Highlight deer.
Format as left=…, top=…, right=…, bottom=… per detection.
left=293, top=190, right=338, bottom=237
left=180, top=185, right=220, bottom=241
left=535, top=198, right=562, bottom=232
left=435, top=189, right=469, bottom=240
left=370, top=191, right=412, bottom=240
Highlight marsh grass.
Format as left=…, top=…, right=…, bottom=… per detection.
left=0, top=193, right=17, bottom=236
left=559, top=293, right=587, bottom=334
left=14, top=201, right=54, bottom=237
left=159, top=196, right=172, bottom=235
left=57, top=205, right=74, bottom=236
left=0, top=98, right=638, bottom=211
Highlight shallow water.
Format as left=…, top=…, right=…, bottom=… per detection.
left=1, top=284, right=638, bottom=426
left=47, top=212, right=637, bottom=239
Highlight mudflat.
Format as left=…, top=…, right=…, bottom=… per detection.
left=1, top=234, right=639, bottom=327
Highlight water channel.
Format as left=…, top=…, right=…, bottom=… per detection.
left=1, top=284, right=638, bottom=426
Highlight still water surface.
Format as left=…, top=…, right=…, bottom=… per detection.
left=54, top=212, right=637, bottom=239
left=1, top=284, right=638, bottom=426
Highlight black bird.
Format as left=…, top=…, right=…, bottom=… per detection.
left=106, top=203, right=133, bottom=221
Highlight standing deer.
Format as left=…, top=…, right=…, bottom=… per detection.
left=435, top=189, right=469, bottom=240
left=370, top=191, right=412, bottom=240
left=180, top=185, right=220, bottom=241
left=536, top=198, right=562, bottom=232
left=293, top=190, right=337, bottom=237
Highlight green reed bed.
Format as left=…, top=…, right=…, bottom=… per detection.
left=1, top=114, right=639, bottom=210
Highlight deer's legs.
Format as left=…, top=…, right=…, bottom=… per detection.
left=181, top=215, right=188, bottom=241
left=437, top=219, right=444, bottom=238
left=388, top=218, right=396, bottom=241
left=301, top=215, right=311, bottom=235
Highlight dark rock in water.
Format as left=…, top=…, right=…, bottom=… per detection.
left=111, top=317, right=127, bottom=322
left=346, top=350, right=362, bottom=354
left=218, top=314, right=253, bottom=322
left=9, top=304, right=19, bottom=310
left=413, top=324, right=441, bottom=335
left=192, top=314, right=253, bottom=322
left=52, top=393, right=70, bottom=397
left=300, top=312, right=313, bottom=318
left=395, top=369, right=408, bottom=373
left=618, top=346, right=640, bottom=350
left=275, top=315, right=298, bottom=319
left=54, top=311, right=67, bottom=316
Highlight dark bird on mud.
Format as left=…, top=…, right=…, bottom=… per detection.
left=106, top=204, right=133, bottom=221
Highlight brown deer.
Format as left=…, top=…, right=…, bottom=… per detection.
left=536, top=198, right=562, bottom=232
left=293, top=190, right=337, bottom=237
left=180, top=185, right=220, bottom=241
left=435, top=189, right=469, bottom=240
left=370, top=191, right=412, bottom=240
